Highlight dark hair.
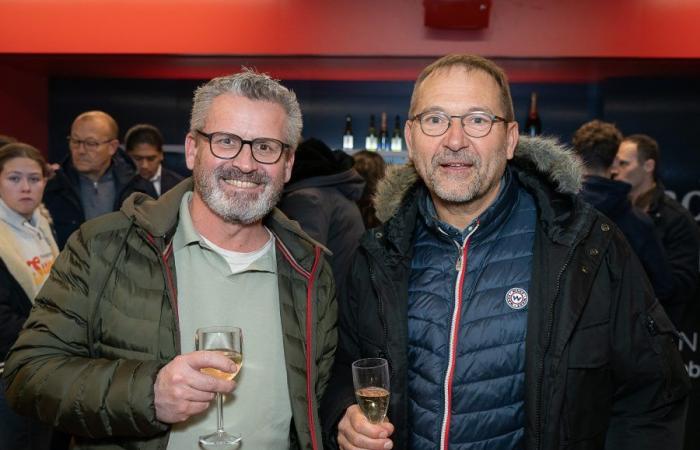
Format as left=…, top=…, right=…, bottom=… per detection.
left=623, top=134, right=660, bottom=180
left=124, top=124, right=164, bottom=152
left=410, top=54, right=514, bottom=121
left=352, top=150, right=387, bottom=229
left=572, top=120, right=623, bottom=171
left=0, top=142, right=49, bottom=177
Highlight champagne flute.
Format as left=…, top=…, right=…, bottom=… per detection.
left=352, top=358, right=390, bottom=424
left=196, top=326, right=243, bottom=449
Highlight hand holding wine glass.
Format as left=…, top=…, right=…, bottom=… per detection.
left=196, top=326, right=243, bottom=449
left=337, top=358, right=393, bottom=450
left=153, top=350, right=237, bottom=424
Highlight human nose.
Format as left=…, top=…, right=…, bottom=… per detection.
left=19, top=177, right=31, bottom=191
left=443, top=117, right=469, bottom=151
left=231, top=142, right=257, bottom=171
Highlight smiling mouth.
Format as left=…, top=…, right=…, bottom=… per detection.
left=222, top=179, right=260, bottom=188
left=441, top=162, right=473, bottom=168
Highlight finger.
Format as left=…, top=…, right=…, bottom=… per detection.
left=338, top=433, right=363, bottom=450
left=347, top=406, right=389, bottom=439
left=188, top=371, right=236, bottom=394
left=170, top=384, right=217, bottom=403
left=190, top=350, right=238, bottom=373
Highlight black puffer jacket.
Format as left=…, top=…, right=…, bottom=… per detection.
left=321, top=136, right=690, bottom=450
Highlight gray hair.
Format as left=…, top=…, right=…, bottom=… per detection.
left=190, top=68, right=303, bottom=148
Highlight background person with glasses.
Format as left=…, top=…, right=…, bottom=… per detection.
left=4, top=69, right=337, bottom=450
left=321, top=54, right=689, bottom=450
left=42, top=110, right=156, bottom=248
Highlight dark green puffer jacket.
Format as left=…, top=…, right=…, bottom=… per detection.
left=3, top=179, right=337, bottom=450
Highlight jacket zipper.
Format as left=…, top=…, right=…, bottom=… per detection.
left=275, top=239, right=322, bottom=450
left=440, top=224, right=478, bottom=450
left=144, top=234, right=180, bottom=353
left=368, top=261, right=394, bottom=379
left=535, top=245, right=575, bottom=450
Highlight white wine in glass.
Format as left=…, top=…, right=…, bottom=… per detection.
left=352, top=358, right=390, bottom=424
left=196, top=326, right=243, bottom=449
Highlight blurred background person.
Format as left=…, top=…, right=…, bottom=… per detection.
left=124, top=123, right=183, bottom=197
left=613, top=133, right=700, bottom=326
left=573, top=120, right=674, bottom=310
left=44, top=111, right=155, bottom=249
left=279, top=137, right=365, bottom=297
left=0, top=142, right=58, bottom=450
left=352, top=150, right=387, bottom=229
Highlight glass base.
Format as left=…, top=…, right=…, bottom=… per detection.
left=199, top=430, right=242, bottom=450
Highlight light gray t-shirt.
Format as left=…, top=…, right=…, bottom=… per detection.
left=167, top=193, right=292, bottom=450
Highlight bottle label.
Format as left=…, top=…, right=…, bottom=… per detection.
left=343, top=135, right=354, bottom=150
left=391, top=137, right=403, bottom=152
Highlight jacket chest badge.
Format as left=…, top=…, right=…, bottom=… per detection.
left=505, top=287, right=528, bottom=310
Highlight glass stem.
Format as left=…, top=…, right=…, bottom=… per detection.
left=216, top=393, right=224, bottom=433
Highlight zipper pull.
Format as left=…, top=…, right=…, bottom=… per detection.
left=455, top=253, right=463, bottom=272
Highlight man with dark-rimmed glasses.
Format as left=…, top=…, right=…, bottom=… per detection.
left=321, top=54, right=689, bottom=450
left=5, top=69, right=337, bottom=450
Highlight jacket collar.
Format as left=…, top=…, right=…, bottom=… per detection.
left=120, top=177, right=327, bottom=272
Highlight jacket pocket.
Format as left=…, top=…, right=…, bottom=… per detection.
left=564, top=322, right=612, bottom=443
left=644, top=301, right=690, bottom=402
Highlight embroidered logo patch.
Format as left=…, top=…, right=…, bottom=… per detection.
left=505, top=287, right=528, bottom=310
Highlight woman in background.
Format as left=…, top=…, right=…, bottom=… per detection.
left=352, top=150, right=387, bottom=229
left=0, top=142, right=58, bottom=450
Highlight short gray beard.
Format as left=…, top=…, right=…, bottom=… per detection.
left=193, top=159, right=283, bottom=225
left=424, top=144, right=507, bottom=204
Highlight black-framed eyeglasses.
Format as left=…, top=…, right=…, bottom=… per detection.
left=409, top=111, right=509, bottom=138
left=66, top=136, right=114, bottom=151
left=195, top=130, right=290, bottom=164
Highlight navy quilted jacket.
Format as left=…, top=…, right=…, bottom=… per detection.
left=407, top=169, right=535, bottom=449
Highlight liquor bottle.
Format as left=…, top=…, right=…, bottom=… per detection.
left=391, top=115, right=403, bottom=151
left=365, top=114, right=378, bottom=151
left=379, top=112, right=389, bottom=150
left=524, top=92, right=542, bottom=137
left=342, top=114, right=354, bottom=150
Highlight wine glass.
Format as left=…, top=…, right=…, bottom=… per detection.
left=352, top=358, right=390, bottom=424
left=196, top=326, right=243, bottom=449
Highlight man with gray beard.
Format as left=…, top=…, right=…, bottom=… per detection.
left=4, top=69, right=337, bottom=450
left=321, top=54, right=689, bottom=450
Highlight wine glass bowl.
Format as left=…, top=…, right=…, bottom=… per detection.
left=352, top=357, right=390, bottom=424
left=196, top=326, right=243, bottom=449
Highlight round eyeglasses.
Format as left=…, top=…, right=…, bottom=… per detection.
left=410, top=111, right=509, bottom=138
left=195, top=130, right=290, bottom=165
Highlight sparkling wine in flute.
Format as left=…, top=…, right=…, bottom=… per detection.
left=200, top=349, right=243, bottom=381
left=355, top=386, right=390, bottom=424
left=352, top=357, right=390, bottom=424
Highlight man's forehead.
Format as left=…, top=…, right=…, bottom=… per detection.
left=72, top=117, right=111, bottom=135
left=414, top=67, right=499, bottom=110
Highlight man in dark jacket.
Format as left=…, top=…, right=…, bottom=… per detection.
left=124, top=123, right=184, bottom=197
left=279, top=137, right=365, bottom=296
left=320, top=54, right=689, bottom=450
left=572, top=120, right=674, bottom=317
left=612, top=134, right=700, bottom=327
left=4, top=70, right=337, bottom=450
left=45, top=110, right=156, bottom=248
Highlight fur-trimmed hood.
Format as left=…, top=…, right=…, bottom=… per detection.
left=374, top=136, right=583, bottom=223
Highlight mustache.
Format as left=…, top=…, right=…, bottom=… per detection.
left=215, top=166, right=270, bottom=184
left=432, top=149, right=481, bottom=166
